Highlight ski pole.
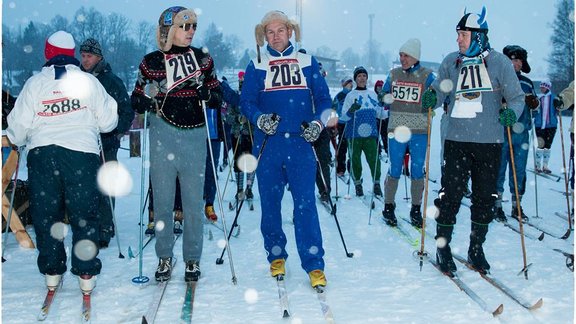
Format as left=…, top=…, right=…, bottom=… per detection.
left=204, top=101, right=237, bottom=284
left=306, top=122, right=354, bottom=258
left=331, top=135, right=339, bottom=200
left=403, top=152, right=410, bottom=201
left=529, top=109, right=540, bottom=219
left=419, top=107, right=433, bottom=271
left=219, top=110, right=232, bottom=171
left=556, top=110, right=573, bottom=239
left=98, top=135, right=125, bottom=259
left=506, top=126, right=530, bottom=279
left=346, top=115, right=357, bottom=199
left=1, top=147, right=21, bottom=262
left=221, top=129, right=243, bottom=206
left=132, top=111, right=150, bottom=285
left=215, top=131, right=272, bottom=266
left=368, top=117, right=384, bottom=225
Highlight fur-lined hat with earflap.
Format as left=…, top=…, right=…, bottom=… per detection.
left=157, top=6, right=197, bottom=52
left=254, top=11, right=300, bottom=61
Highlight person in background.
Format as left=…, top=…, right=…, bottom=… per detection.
left=431, top=7, right=525, bottom=276
left=131, top=6, right=222, bottom=283
left=224, top=71, right=256, bottom=203
left=6, top=30, right=118, bottom=295
left=203, top=94, right=224, bottom=223
left=533, top=80, right=558, bottom=174
left=341, top=66, right=386, bottom=197
left=240, top=10, right=332, bottom=289
left=380, top=38, right=435, bottom=228
left=374, top=79, right=389, bottom=157
left=219, top=76, right=234, bottom=171
left=333, top=77, right=353, bottom=177
left=79, top=37, right=134, bottom=248
left=554, top=81, right=575, bottom=196
left=493, top=45, right=540, bottom=223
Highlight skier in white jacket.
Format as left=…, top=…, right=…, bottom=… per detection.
left=6, top=30, right=117, bottom=295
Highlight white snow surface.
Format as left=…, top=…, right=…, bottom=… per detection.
left=2, top=111, right=574, bottom=323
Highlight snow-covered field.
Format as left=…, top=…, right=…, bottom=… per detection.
left=2, top=112, right=574, bottom=323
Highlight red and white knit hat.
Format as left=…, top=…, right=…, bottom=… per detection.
left=44, top=31, right=75, bottom=60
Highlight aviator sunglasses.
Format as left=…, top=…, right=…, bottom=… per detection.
left=180, top=23, right=197, bottom=31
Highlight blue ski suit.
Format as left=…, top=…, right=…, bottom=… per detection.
left=240, top=42, right=332, bottom=273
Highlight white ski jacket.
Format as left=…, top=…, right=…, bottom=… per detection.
left=7, top=63, right=118, bottom=154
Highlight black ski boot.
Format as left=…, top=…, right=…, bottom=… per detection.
left=155, top=257, right=173, bottom=282
left=373, top=183, right=383, bottom=197
left=494, top=207, right=506, bottom=222
left=511, top=206, right=528, bottom=223
left=410, top=205, right=423, bottom=228
left=436, top=224, right=457, bottom=277
left=185, top=260, right=201, bottom=282
left=382, top=203, right=397, bottom=227
left=245, top=187, right=254, bottom=199
left=355, top=183, right=364, bottom=197
left=468, top=222, right=491, bottom=274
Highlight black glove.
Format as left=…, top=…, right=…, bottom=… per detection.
left=257, top=113, right=281, bottom=135
left=301, top=121, right=323, bottom=142
left=553, top=96, right=564, bottom=109
left=197, top=84, right=211, bottom=101
left=525, top=94, right=540, bottom=110
left=348, top=99, right=361, bottom=114
left=133, top=95, right=156, bottom=114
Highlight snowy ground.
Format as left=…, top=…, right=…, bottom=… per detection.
left=1, top=112, right=574, bottom=323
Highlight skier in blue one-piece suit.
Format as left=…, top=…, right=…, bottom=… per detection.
left=240, top=10, right=333, bottom=289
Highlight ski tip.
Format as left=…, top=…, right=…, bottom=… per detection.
left=127, top=247, right=135, bottom=259
left=492, top=304, right=504, bottom=317
left=141, top=315, right=148, bottom=324
left=538, top=232, right=545, bottom=241
left=282, top=310, right=291, bottom=318
left=561, top=229, right=572, bottom=240
left=529, top=298, right=544, bottom=311
left=314, top=286, right=326, bottom=293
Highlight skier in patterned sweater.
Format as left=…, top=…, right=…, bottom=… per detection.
left=240, top=10, right=332, bottom=289
left=131, top=6, right=222, bottom=283
left=380, top=38, right=436, bottom=228
left=341, top=66, right=386, bottom=197
left=430, top=7, right=525, bottom=276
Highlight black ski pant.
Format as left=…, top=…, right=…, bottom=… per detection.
left=28, top=145, right=102, bottom=276
left=97, top=135, right=119, bottom=244
left=335, top=123, right=348, bottom=174
left=437, top=140, right=501, bottom=225
left=313, top=128, right=332, bottom=195
left=232, top=133, right=253, bottom=173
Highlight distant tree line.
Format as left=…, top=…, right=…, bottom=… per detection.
left=3, top=4, right=571, bottom=95
left=2, top=7, right=396, bottom=94
left=1, top=7, right=246, bottom=94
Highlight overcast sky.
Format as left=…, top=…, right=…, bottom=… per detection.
left=1, top=0, right=568, bottom=79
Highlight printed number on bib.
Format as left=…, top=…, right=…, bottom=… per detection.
left=39, top=97, right=85, bottom=116
left=391, top=81, right=422, bottom=104
left=456, top=58, right=493, bottom=95
left=165, top=50, right=201, bottom=91
left=265, top=59, right=307, bottom=91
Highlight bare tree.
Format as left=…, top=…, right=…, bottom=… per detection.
left=548, top=0, right=574, bottom=89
